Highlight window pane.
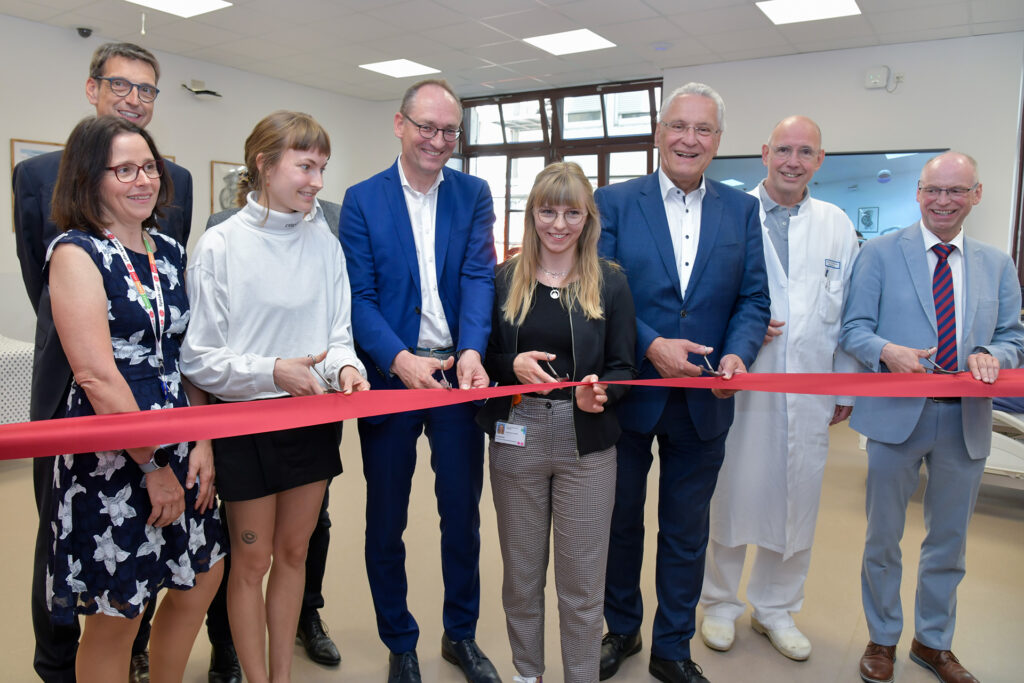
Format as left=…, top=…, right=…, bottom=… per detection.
left=561, top=94, right=603, bottom=140
left=468, top=155, right=507, bottom=257
left=445, top=156, right=464, bottom=172
left=604, top=91, right=653, bottom=137
left=468, top=104, right=504, bottom=145
left=609, top=151, right=648, bottom=185
left=502, top=100, right=544, bottom=143
left=563, top=154, right=597, bottom=190
left=508, top=156, right=546, bottom=255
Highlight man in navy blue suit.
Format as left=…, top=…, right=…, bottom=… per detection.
left=595, top=83, right=770, bottom=683
left=339, top=79, right=498, bottom=683
left=12, top=42, right=193, bottom=683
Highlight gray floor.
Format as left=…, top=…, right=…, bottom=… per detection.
left=2, top=422, right=1021, bottom=682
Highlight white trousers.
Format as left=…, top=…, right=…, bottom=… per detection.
left=700, top=540, right=812, bottom=630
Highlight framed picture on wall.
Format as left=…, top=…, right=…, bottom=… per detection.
left=10, top=138, right=65, bottom=232
left=211, top=160, right=245, bottom=214
left=858, top=206, right=879, bottom=234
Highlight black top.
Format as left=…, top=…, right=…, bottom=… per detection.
left=519, top=283, right=573, bottom=400
left=477, top=258, right=637, bottom=455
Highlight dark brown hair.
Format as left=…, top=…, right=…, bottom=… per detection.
left=51, top=115, right=173, bottom=237
left=89, top=42, right=160, bottom=82
left=235, top=110, right=331, bottom=208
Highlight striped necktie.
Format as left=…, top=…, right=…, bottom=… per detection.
left=931, top=243, right=957, bottom=371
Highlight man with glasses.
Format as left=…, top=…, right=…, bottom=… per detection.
left=700, top=116, right=860, bottom=662
left=13, top=41, right=193, bottom=683
left=595, top=82, right=770, bottom=683
left=339, top=79, right=498, bottom=683
left=841, top=151, right=1024, bottom=683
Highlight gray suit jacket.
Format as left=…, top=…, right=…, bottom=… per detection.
left=839, top=224, right=1024, bottom=459
left=206, top=198, right=341, bottom=236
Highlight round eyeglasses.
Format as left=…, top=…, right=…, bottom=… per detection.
left=660, top=121, right=719, bottom=138
left=94, top=76, right=160, bottom=103
left=534, top=208, right=586, bottom=226
left=107, top=161, right=163, bottom=183
left=403, top=114, right=462, bottom=142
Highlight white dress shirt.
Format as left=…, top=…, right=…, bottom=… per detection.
left=658, top=168, right=706, bottom=299
left=397, top=156, right=453, bottom=349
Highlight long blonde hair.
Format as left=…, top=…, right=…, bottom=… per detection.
left=503, top=161, right=607, bottom=325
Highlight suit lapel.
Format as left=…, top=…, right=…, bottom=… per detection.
left=899, top=226, right=937, bottom=333
left=637, top=174, right=682, bottom=297
left=383, top=164, right=421, bottom=289
left=684, top=179, right=722, bottom=306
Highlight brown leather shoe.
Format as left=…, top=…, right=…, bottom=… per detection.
left=909, top=639, right=979, bottom=683
left=859, top=641, right=896, bottom=683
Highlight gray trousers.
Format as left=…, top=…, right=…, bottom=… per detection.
left=489, top=397, right=616, bottom=683
left=862, top=399, right=986, bottom=650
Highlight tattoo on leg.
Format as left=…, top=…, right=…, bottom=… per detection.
left=241, top=530, right=257, bottom=544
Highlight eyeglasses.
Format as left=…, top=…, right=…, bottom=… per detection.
left=660, top=121, right=719, bottom=138
left=106, top=160, right=162, bottom=183
left=769, top=145, right=819, bottom=161
left=94, top=76, right=160, bottom=103
left=403, top=114, right=462, bottom=142
left=534, top=208, right=586, bottom=226
left=918, top=183, right=978, bottom=198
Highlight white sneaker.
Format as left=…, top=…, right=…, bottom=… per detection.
left=512, top=677, right=540, bottom=683
left=751, top=617, right=811, bottom=661
left=700, top=615, right=736, bottom=652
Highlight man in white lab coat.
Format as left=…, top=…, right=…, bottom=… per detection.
left=699, top=116, right=860, bottom=661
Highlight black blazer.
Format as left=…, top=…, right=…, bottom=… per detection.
left=13, top=150, right=193, bottom=421
left=477, top=258, right=636, bottom=455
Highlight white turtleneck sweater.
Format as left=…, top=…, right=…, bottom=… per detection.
left=181, top=193, right=365, bottom=401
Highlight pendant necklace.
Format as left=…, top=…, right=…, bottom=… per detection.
left=539, top=265, right=568, bottom=299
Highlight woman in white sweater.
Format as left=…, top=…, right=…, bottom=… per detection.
left=181, top=111, right=368, bottom=683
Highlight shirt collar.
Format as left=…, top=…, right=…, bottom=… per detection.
left=658, top=167, right=705, bottom=201
left=919, top=220, right=965, bottom=252
left=757, top=180, right=808, bottom=214
left=397, top=155, right=444, bottom=196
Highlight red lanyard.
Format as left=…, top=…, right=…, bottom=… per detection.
left=102, top=229, right=170, bottom=403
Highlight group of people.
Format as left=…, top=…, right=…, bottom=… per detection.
left=13, top=41, right=1021, bottom=683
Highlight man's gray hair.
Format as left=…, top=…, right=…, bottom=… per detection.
left=659, top=82, right=725, bottom=133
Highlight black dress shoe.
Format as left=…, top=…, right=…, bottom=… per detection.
left=441, top=633, right=501, bottom=682
left=389, top=651, right=422, bottom=683
left=599, top=632, right=642, bottom=680
left=297, top=612, right=342, bottom=666
left=649, top=655, right=710, bottom=683
left=208, top=642, right=242, bottom=683
left=129, top=649, right=150, bottom=683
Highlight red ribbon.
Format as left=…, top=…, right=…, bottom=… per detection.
left=3, top=370, right=1023, bottom=460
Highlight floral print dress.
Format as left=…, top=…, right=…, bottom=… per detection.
left=45, top=228, right=226, bottom=625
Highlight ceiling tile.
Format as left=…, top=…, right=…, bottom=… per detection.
left=364, top=0, right=466, bottom=31
left=971, top=0, right=1024, bottom=22
left=465, top=40, right=542, bottom=64
left=479, top=7, right=579, bottom=38
left=876, top=24, right=972, bottom=43
left=777, top=15, right=878, bottom=43
left=675, top=3, right=774, bottom=35
left=433, top=0, right=541, bottom=20
left=557, top=0, right=659, bottom=25
left=426, top=21, right=516, bottom=48
left=866, top=3, right=970, bottom=32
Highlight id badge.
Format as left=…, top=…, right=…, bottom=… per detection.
left=494, top=421, right=526, bottom=447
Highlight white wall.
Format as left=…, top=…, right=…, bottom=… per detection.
left=663, top=32, right=1024, bottom=252
left=0, top=14, right=399, bottom=340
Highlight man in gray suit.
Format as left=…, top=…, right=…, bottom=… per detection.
left=840, top=151, right=1024, bottom=683
left=202, top=198, right=343, bottom=683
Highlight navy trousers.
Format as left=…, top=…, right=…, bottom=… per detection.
left=358, top=401, right=484, bottom=654
left=604, top=393, right=728, bottom=661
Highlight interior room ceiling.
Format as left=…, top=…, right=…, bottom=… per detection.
left=2, top=0, right=1021, bottom=101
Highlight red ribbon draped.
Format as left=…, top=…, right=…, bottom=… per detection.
left=3, top=370, right=1023, bottom=460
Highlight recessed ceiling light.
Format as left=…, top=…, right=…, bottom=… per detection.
left=524, top=29, right=615, bottom=56
left=885, top=153, right=916, bottom=160
left=125, top=0, right=232, bottom=19
left=359, top=59, right=441, bottom=79
left=756, top=0, right=861, bottom=25
left=721, top=179, right=746, bottom=187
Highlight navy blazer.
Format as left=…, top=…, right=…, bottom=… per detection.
left=339, top=161, right=496, bottom=392
left=13, top=149, right=193, bottom=421
left=596, top=172, right=770, bottom=440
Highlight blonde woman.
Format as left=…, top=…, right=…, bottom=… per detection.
left=181, top=111, right=368, bottom=683
left=477, top=162, right=636, bottom=682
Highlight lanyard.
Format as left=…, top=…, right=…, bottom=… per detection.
left=102, top=229, right=170, bottom=404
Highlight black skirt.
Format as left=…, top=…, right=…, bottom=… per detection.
left=213, top=418, right=342, bottom=501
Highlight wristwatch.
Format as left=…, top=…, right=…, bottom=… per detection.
left=137, top=446, right=171, bottom=473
